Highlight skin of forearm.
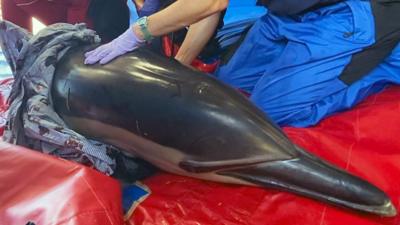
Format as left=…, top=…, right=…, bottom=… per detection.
left=133, top=0, right=228, bottom=39
left=175, top=12, right=221, bottom=65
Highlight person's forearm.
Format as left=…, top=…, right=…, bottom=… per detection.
left=175, top=12, right=220, bottom=66
left=133, top=0, right=228, bottom=39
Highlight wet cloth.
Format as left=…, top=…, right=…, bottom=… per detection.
left=0, top=21, right=154, bottom=177
left=216, top=0, right=400, bottom=127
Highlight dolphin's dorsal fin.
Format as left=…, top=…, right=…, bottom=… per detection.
left=0, top=20, right=32, bottom=75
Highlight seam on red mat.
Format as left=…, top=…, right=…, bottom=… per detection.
left=345, top=143, right=355, bottom=171
left=55, top=210, right=115, bottom=225
left=247, top=193, right=275, bottom=225
left=355, top=110, right=361, bottom=142
left=345, top=109, right=360, bottom=171
left=318, top=206, right=327, bottom=225
left=369, top=94, right=379, bottom=106
left=81, top=176, right=117, bottom=225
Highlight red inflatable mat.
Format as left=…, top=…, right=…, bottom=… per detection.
left=129, top=86, right=400, bottom=225
left=0, top=76, right=399, bottom=225
left=0, top=141, right=124, bottom=225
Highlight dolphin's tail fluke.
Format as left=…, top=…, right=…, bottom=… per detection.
left=218, top=146, right=397, bottom=217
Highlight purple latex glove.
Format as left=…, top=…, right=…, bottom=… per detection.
left=84, top=27, right=145, bottom=65
left=138, top=0, right=160, bottom=17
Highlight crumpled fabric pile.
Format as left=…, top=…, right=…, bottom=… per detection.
left=0, top=20, right=154, bottom=179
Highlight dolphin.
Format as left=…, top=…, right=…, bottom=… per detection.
left=0, top=21, right=397, bottom=217
left=51, top=46, right=397, bottom=217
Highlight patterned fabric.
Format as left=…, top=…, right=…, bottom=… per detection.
left=0, top=21, right=125, bottom=175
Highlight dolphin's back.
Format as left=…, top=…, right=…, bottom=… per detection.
left=52, top=46, right=296, bottom=167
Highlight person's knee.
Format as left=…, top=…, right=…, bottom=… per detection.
left=249, top=90, right=282, bottom=122
left=249, top=87, right=317, bottom=127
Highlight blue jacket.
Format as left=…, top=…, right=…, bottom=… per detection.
left=257, top=0, right=342, bottom=15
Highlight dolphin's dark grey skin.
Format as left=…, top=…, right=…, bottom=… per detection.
left=49, top=45, right=397, bottom=217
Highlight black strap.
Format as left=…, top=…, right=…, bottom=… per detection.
left=220, top=25, right=252, bottom=66
left=339, top=0, right=400, bottom=85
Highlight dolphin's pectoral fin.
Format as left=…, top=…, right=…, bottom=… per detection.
left=179, top=155, right=291, bottom=173
left=217, top=150, right=397, bottom=217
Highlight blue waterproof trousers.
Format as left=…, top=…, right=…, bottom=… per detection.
left=216, top=0, right=400, bottom=127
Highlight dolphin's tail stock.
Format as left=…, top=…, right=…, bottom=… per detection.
left=218, top=145, right=397, bottom=217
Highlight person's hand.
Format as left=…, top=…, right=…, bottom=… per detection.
left=84, top=26, right=145, bottom=65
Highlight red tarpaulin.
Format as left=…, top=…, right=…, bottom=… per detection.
left=0, top=78, right=399, bottom=225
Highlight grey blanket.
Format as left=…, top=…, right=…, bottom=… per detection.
left=0, top=21, right=154, bottom=178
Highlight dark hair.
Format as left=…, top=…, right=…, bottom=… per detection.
left=87, top=0, right=130, bottom=42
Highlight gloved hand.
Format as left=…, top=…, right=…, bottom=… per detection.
left=138, top=0, right=160, bottom=17
left=84, top=26, right=145, bottom=65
